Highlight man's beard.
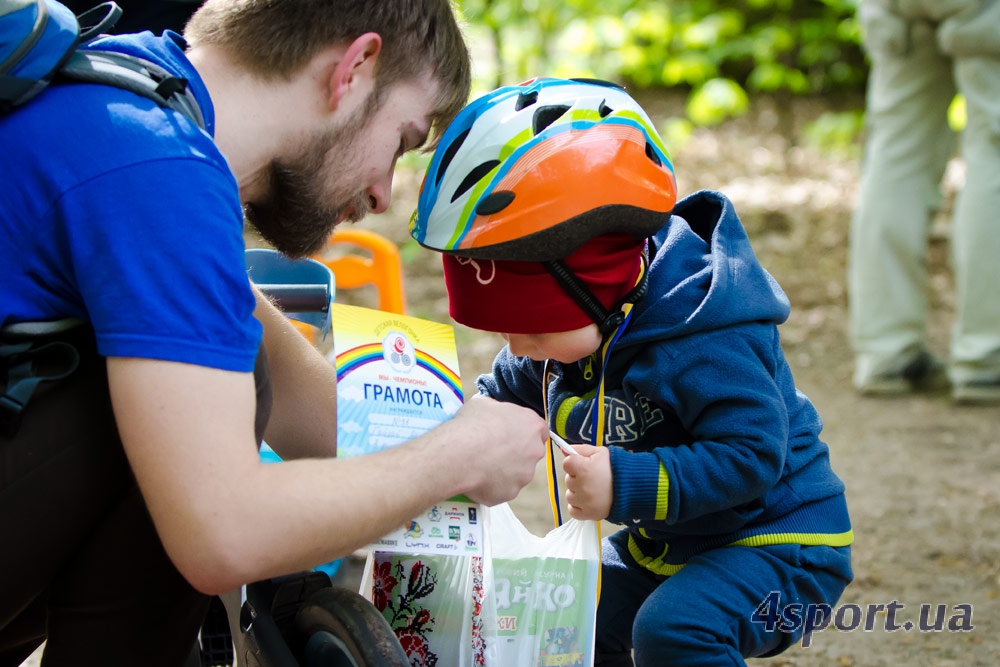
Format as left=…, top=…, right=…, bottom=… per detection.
left=245, top=92, right=381, bottom=259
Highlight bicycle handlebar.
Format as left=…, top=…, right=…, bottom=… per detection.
left=257, top=284, right=330, bottom=313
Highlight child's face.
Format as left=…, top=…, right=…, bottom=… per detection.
left=501, top=324, right=603, bottom=363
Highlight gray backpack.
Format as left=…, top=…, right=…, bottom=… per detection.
left=0, top=0, right=203, bottom=126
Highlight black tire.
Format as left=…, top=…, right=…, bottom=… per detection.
left=294, top=587, right=409, bottom=667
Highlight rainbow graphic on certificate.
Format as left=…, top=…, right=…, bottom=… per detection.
left=328, top=303, right=464, bottom=458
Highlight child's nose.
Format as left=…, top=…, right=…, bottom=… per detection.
left=504, top=334, right=533, bottom=358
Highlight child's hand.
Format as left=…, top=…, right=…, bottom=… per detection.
left=562, top=445, right=612, bottom=521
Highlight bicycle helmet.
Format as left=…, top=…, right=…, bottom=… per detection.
left=410, top=77, right=677, bottom=262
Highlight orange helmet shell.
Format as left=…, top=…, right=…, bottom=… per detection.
left=411, top=77, right=677, bottom=261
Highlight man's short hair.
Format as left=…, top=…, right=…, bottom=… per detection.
left=185, top=0, right=471, bottom=146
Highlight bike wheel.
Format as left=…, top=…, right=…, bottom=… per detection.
left=294, top=587, right=409, bottom=667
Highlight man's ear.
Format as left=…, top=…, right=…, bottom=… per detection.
left=328, top=32, right=382, bottom=111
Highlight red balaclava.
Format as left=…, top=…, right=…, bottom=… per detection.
left=442, top=233, right=645, bottom=334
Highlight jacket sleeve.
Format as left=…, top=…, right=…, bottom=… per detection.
left=607, top=327, right=789, bottom=526
left=475, top=346, right=547, bottom=415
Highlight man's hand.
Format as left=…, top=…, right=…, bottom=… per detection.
left=563, top=445, right=613, bottom=521
left=446, top=394, right=547, bottom=506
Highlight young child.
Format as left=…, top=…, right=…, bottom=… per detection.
left=410, top=77, right=853, bottom=666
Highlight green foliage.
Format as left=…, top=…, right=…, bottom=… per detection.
left=687, top=78, right=749, bottom=126
left=801, top=110, right=864, bottom=158
left=457, top=0, right=866, bottom=127
left=948, top=94, right=967, bottom=132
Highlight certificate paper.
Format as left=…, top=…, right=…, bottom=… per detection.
left=329, top=303, right=482, bottom=555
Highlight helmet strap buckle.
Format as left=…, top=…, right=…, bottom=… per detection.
left=542, top=242, right=651, bottom=338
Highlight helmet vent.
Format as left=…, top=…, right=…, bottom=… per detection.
left=436, top=128, right=470, bottom=185
left=598, top=101, right=613, bottom=118
left=532, top=104, right=571, bottom=136
left=475, top=190, right=516, bottom=216
left=515, top=90, right=539, bottom=111
left=451, top=159, right=501, bottom=203
left=645, top=141, right=662, bottom=167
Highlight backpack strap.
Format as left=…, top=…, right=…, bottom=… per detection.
left=1, top=323, right=83, bottom=437
left=69, top=2, right=205, bottom=128
left=63, top=1, right=205, bottom=130
left=1, top=316, right=86, bottom=336
left=1, top=0, right=205, bottom=128
left=59, top=48, right=205, bottom=129
left=74, top=0, right=121, bottom=39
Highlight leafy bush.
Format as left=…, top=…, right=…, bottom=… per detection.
left=457, top=0, right=866, bottom=127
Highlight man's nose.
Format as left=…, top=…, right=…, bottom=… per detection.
left=366, top=174, right=393, bottom=214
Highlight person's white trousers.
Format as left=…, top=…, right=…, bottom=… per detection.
left=849, top=0, right=1000, bottom=385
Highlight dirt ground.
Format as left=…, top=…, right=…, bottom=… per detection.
left=22, top=93, right=997, bottom=667
left=354, top=91, right=999, bottom=666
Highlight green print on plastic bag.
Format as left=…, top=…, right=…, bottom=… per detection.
left=492, top=556, right=594, bottom=666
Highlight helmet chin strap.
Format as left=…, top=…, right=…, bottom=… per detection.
left=542, top=244, right=650, bottom=338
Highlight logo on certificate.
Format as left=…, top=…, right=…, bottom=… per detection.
left=382, top=331, right=415, bottom=373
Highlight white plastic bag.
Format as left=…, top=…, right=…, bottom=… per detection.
left=359, top=502, right=601, bottom=667
left=482, top=502, right=600, bottom=667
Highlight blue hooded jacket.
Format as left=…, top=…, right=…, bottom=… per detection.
left=478, top=190, right=852, bottom=573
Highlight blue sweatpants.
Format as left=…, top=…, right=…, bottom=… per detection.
left=595, top=529, right=853, bottom=666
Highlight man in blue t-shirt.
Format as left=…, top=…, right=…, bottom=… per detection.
left=0, top=1, right=548, bottom=663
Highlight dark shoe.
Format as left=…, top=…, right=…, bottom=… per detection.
left=857, top=351, right=950, bottom=396
left=952, top=379, right=1000, bottom=405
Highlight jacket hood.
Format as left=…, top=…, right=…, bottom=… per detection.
left=618, top=190, right=790, bottom=349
